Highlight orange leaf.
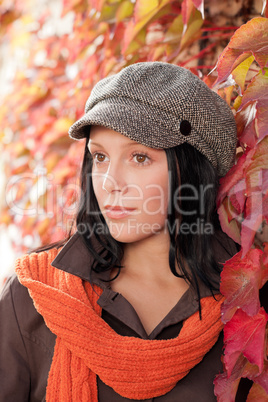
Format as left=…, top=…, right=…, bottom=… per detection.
left=215, top=17, right=268, bottom=85
left=247, top=382, right=268, bottom=401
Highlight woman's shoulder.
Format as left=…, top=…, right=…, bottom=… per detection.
left=1, top=273, right=43, bottom=322
left=1, top=272, right=56, bottom=350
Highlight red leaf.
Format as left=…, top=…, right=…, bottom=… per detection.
left=264, top=1, right=268, bottom=18
left=215, top=49, right=249, bottom=86
left=220, top=249, right=264, bottom=322
left=181, top=0, right=195, bottom=27
left=253, top=360, right=268, bottom=394
left=214, top=354, right=262, bottom=401
left=213, top=370, right=240, bottom=402
left=217, top=201, right=241, bottom=244
left=215, top=18, right=268, bottom=85
left=230, top=179, right=247, bottom=214
left=223, top=308, right=268, bottom=376
left=217, top=149, right=254, bottom=207
left=239, top=69, right=268, bottom=110
left=235, top=102, right=258, bottom=148
left=256, top=104, right=268, bottom=143
left=192, top=0, right=204, bottom=17
left=241, top=193, right=265, bottom=256
left=236, top=69, right=268, bottom=148
left=218, top=137, right=268, bottom=252
left=261, top=243, right=268, bottom=269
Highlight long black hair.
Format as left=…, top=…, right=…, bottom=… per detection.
left=29, top=134, right=223, bottom=310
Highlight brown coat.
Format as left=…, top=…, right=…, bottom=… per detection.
left=0, top=231, right=260, bottom=401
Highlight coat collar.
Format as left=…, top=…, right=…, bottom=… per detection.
left=51, top=231, right=110, bottom=287
left=51, top=229, right=235, bottom=296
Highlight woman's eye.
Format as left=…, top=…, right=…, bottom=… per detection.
left=93, top=153, right=107, bottom=163
left=133, top=153, right=150, bottom=164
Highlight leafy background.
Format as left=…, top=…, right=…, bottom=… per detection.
left=0, top=0, right=267, bottom=400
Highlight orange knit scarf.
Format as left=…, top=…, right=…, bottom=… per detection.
left=16, top=248, right=224, bottom=401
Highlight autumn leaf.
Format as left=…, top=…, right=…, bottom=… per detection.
left=116, top=1, right=134, bottom=22
left=122, top=0, right=172, bottom=55
left=134, top=0, right=159, bottom=20
left=261, top=243, right=268, bottom=268
left=213, top=370, right=240, bottom=402
left=180, top=8, right=203, bottom=51
left=215, top=17, right=268, bottom=85
left=247, top=382, right=268, bottom=402
left=181, top=0, right=204, bottom=33
left=217, top=149, right=254, bottom=207
left=231, top=55, right=255, bottom=93
left=223, top=308, right=268, bottom=376
left=236, top=68, right=268, bottom=147
left=220, top=249, right=264, bottom=322
left=235, top=102, right=258, bottom=148
left=214, top=354, right=266, bottom=402
left=181, top=0, right=196, bottom=32
left=253, top=360, right=268, bottom=394
left=217, top=137, right=268, bottom=254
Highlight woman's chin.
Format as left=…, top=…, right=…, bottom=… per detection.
left=107, top=223, right=165, bottom=244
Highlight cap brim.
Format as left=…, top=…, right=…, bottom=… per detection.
left=68, top=97, right=183, bottom=149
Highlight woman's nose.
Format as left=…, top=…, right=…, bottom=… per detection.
left=102, top=163, right=127, bottom=194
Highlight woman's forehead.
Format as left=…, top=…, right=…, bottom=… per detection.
left=88, top=125, right=163, bottom=154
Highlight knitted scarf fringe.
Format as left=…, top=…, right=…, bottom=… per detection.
left=15, top=248, right=224, bottom=401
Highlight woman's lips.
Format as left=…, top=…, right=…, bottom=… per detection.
left=104, top=206, right=137, bottom=220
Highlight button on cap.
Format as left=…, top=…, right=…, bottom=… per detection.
left=180, top=120, right=191, bottom=136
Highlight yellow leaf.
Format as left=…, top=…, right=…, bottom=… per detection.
left=0, top=212, right=12, bottom=226
left=135, top=0, right=159, bottom=20
left=151, top=45, right=166, bottom=60
left=46, top=154, right=61, bottom=173
left=125, top=28, right=146, bottom=55
left=180, top=10, right=203, bottom=50
left=13, top=142, right=28, bottom=157
left=116, top=1, right=134, bottom=22
left=11, top=32, right=31, bottom=48
left=54, top=118, right=75, bottom=134
left=224, top=85, right=235, bottom=106
left=233, top=95, right=242, bottom=111
left=232, top=55, right=255, bottom=93
left=21, top=14, right=34, bottom=25
left=165, top=14, right=183, bottom=43
left=54, top=167, right=72, bottom=183
left=37, top=218, right=51, bottom=236
left=99, top=3, right=118, bottom=21
left=123, top=0, right=171, bottom=54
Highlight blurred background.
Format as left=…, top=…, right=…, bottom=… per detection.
left=0, top=0, right=267, bottom=287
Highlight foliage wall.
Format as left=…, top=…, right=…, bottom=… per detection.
left=0, top=0, right=267, bottom=400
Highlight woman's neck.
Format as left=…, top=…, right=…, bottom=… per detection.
left=120, top=231, right=174, bottom=281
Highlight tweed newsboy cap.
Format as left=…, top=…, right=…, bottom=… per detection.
left=69, top=62, right=237, bottom=176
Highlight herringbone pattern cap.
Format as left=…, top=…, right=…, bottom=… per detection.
left=69, top=62, right=237, bottom=176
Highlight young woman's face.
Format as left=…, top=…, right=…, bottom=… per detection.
left=88, top=125, right=169, bottom=243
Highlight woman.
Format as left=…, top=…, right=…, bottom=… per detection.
left=0, top=62, right=243, bottom=401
